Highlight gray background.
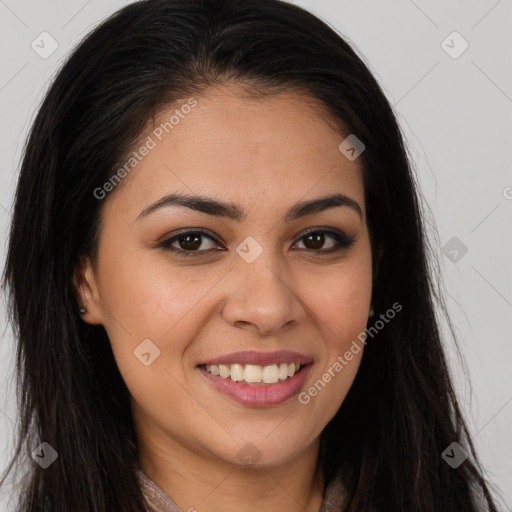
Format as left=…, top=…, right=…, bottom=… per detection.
left=0, top=0, right=511, bottom=510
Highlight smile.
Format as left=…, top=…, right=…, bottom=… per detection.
left=197, top=363, right=312, bottom=407
left=203, top=362, right=303, bottom=384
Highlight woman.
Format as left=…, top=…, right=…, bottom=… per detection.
left=0, top=0, right=502, bottom=510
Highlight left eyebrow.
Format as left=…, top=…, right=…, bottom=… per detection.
left=135, top=192, right=363, bottom=223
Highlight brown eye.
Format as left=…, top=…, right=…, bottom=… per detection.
left=176, top=233, right=203, bottom=251
left=160, top=230, right=221, bottom=257
left=302, top=232, right=326, bottom=250
left=294, top=229, right=355, bottom=254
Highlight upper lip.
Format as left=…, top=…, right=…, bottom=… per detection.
left=197, top=350, right=313, bottom=367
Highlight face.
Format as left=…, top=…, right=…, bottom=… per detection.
left=75, top=84, right=373, bottom=469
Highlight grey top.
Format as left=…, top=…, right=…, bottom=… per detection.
left=136, top=467, right=347, bottom=512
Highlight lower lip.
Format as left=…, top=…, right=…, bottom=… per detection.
left=197, top=364, right=312, bottom=407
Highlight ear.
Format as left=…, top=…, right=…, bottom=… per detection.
left=72, top=256, right=105, bottom=325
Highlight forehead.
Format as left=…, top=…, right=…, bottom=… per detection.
left=103, top=85, right=365, bottom=220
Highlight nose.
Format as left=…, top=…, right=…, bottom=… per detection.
left=221, top=248, right=307, bottom=337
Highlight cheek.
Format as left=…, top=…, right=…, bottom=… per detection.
left=96, top=249, right=228, bottom=375
left=307, top=352, right=363, bottom=431
left=302, top=259, right=372, bottom=339
left=298, top=334, right=364, bottom=432
left=295, top=262, right=370, bottom=423
left=124, top=363, right=208, bottom=448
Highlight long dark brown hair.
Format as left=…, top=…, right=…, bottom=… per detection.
left=1, top=0, right=502, bottom=510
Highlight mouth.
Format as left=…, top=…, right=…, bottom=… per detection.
left=196, top=353, right=313, bottom=407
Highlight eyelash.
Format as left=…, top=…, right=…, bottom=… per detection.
left=158, top=228, right=356, bottom=258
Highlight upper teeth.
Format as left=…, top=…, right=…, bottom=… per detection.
left=205, top=363, right=301, bottom=384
